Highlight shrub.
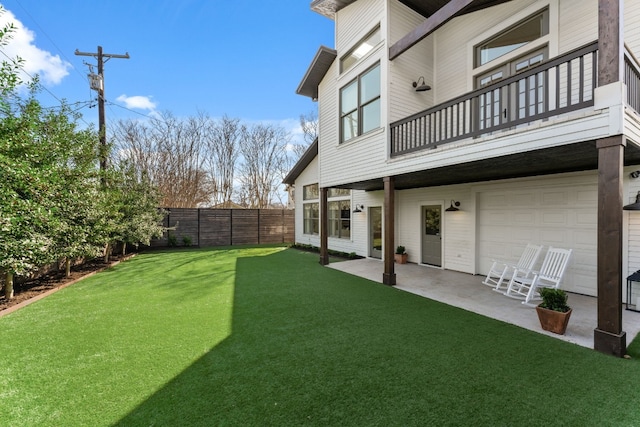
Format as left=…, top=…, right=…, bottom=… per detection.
left=538, top=288, right=570, bottom=313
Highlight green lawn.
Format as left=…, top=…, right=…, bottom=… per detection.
left=1, top=246, right=640, bottom=426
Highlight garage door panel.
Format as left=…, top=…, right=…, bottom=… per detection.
left=512, top=192, right=539, bottom=206
left=541, top=211, right=569, bottom=225
left=540, top=230, right=568, bottom=245
left=542, top=191, right=569, bottom=205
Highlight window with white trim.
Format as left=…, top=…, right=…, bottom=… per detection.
left=303, top=184, right=319, bottom=235
left=328, top=189, right=351, bottom=239
left=475, top=9, right=549, bottom=68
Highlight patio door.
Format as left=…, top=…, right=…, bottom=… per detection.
left=475, top=48, right=547, bottom=130
left=369, top=206, right=382, bottom=259
left=422, top=205, right=442, bottom=267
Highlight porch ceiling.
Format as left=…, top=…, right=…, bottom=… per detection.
left=340, top=141, right=640, bottom=191
left=311, top=0, right=513, bottom=19
left=397, top=0, right=513, bottom=19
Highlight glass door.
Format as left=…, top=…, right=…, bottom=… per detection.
left=369, top=206, right=382, bottom=259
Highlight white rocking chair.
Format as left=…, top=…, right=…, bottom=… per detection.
left=482, top=243, right=544, bottom=292
left=504, top=246, right=573, bottom=306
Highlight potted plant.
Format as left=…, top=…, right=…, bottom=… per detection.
left=535, top=287, right=572, bottom=335
left=394, top=246, right=408, bottom=264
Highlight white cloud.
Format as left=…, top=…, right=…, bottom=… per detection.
left=116, top=94, right=157, bottom=111
left=0, top=8, right=71, bottom=85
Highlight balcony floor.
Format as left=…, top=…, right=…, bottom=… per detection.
left=328, top=258, right=640, bottom=350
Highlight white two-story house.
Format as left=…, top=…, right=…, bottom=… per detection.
left=284, top=0, right=640, bottom=356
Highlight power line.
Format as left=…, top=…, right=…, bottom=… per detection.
left=12, top=0, right=90, bottom=85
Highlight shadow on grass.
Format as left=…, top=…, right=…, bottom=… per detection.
left=113, top=248, right=640, bottom=426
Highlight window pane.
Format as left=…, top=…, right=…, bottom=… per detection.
left=341, top=81, right=358, bottom=115
left=342, top=112, right=358, bottom=142
left=360, top=65, right=380, bottom=103
left=328, top=188, right=351, bottom=198
left=303, top=203, right=319, bottom=235
left=362, top=98, right=380, bottom=134
left=328, top=201, right=350, bottom=239
left=303, top=183, right=319, bottom=200
left=477, top=11, right=547, bottom=66
left=341, top=27, right=381, bottom=72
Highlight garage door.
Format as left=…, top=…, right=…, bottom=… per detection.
left=478, top=184, right=597, bottom=296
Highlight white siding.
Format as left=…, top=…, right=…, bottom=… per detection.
left=388, top=0, right=434, bottom=123
left=558, top=0, right=597, bottom=53
left=336, top=0, right=385, bottom=54
left=396, top=185, right=475, bottom=273
left=626, top=0, right=640, bottom=53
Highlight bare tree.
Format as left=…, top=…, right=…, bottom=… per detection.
left=238, top=123, right=291, bottom=208
left=299, top=110, right=318, bottom=144
left=291, top=110, right=318, bottom=160
left=206, top=115, right=240, bottom=206
left=111, top=111, right=211, bottom=208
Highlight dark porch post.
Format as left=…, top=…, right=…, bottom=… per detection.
left=594, top=0, right=626, bottom=356
left=383, top=176, right=396, bottom=285
left=319, top=187, right=329, bottom=266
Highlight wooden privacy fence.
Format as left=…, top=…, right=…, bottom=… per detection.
left=150, top=208, right=295, bottom=248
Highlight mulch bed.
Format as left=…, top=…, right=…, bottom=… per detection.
left=0, top=254, right=132, bottom=315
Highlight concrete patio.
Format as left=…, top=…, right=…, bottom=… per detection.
left=328, top=258, right=640, bottom=350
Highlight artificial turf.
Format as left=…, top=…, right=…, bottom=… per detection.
left=1, top=246, right=640, bottom=426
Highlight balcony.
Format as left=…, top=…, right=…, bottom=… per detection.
left=391, top=42, right=603, bottom=157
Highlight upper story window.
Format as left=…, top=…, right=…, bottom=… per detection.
left=475, top=9, right=549, bottom=68
left=340, top=63, right=381, bottom=143
left=340, top=26, right=381, bottom=73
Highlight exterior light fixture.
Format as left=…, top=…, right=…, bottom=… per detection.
left=412, top=76, right=431, bottom=92
left=631, top=170, right=640, bottom=179
left=624, top=192, right=640, bottom=210
left=445, top=200, right=460, bottom=212
left=353, top=204, right=364, bottom=213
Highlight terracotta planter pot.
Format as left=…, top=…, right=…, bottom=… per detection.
left=394, top=253, right=408, bottom=264
left=536, top=306, right=572, bottom=335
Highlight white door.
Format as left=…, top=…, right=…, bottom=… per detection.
left=477, top=184, right=597, bottom=296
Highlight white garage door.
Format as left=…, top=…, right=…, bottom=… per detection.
left=478, top=184, right=597, bottom=296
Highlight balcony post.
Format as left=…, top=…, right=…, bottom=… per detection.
left=383, top=176, right=396, bottom=285
left=594, top=0, right=626, bottom=357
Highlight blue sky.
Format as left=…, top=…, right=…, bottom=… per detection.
left=0, top=1, right=334, bottom=139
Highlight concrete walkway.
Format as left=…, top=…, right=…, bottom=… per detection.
left=328, top=258, right=640, bottom=350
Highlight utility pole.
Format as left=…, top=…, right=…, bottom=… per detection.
left=75, top=46, right=129, bottom=179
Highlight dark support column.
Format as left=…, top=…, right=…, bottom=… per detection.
left=319, top=187, right=329, bottom=266
left=383, top=176, right=396, bottom=285
left=594, top=0, right=626, bottom=357
left=595, top=136, right=627, bottom=356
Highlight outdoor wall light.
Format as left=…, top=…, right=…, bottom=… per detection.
left=624, top=192, right=640, bottom=210
left=445, top=200, right=460, bottom=212
left=631, top=170, right=640, bottom=179
left=353, top=204, right=364, bottom=213
left=412, top=76, right=431, bottom=92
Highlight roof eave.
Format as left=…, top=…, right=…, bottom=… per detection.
left=283, top=138, right=319, bottom=185
left=296, top=45, right=337, bottom=100
left=310, top=0, right=356, bottom=19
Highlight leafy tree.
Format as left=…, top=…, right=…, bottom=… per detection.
left=112, top=161, right=164, bottom=255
